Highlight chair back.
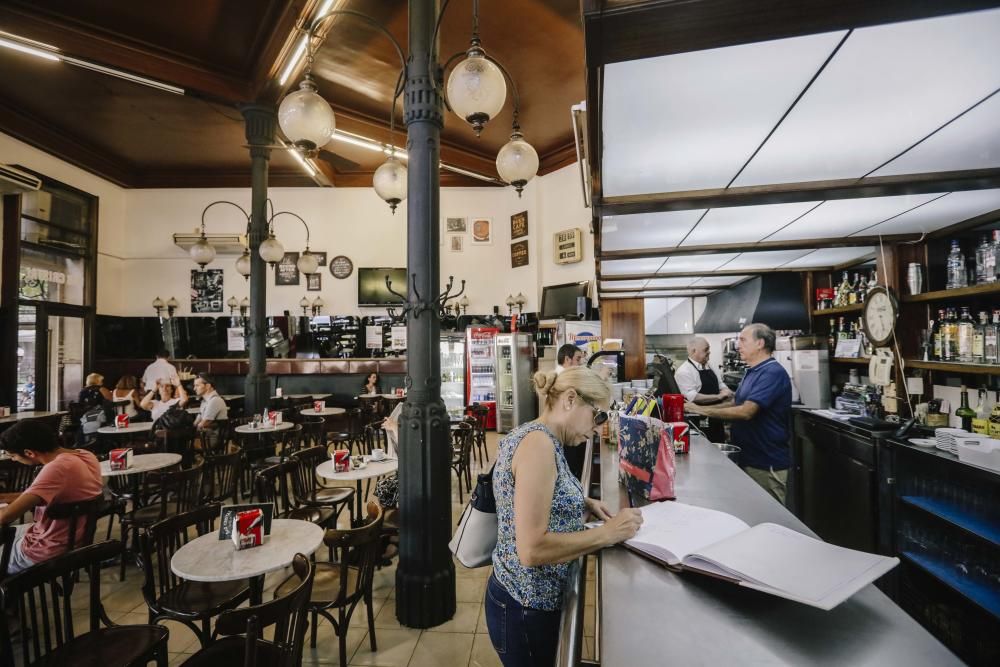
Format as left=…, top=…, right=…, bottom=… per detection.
left=154, top=425, right=196, bottom=461
left=362, top=421, right=388, bottom=457
left=299, top=416, right=326, bottom=449
left=452, top=422, right=474, bottom=463
left=213, top=553, right=315, bottom=667
left=0, top=540, right=120, bottom=667
left=140, top=504, right=221, bottom=606
left=202, top=419, right=232, bottom=458
left=322, top=502, right=384, bottom=607
left=0, top=459, right=39, bottom=493
left=255, top=463, right=296, bottom=516
left=469, top=404, right=489, bottom=432
left=143, top=463, right=204, bottom=523
left=202, top=449, right=242, bottom=504
left=288, top=446, right=327, bottom=500
left=358, top=395, right=383, bottom=422
left=0, top=525, right=14, bottom=581
left=275, top=424, right=304, bottom=459
left=45, top=494, right=109, bottom=553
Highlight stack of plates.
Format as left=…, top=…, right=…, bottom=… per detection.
left=935, top=427, right=988, bottom=455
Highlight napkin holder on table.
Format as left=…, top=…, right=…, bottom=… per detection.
left=109, top=448, right=133, bottom=471
left=232, top=508, right=264, bottom=550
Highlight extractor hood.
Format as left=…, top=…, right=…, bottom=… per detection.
left=694, top=273, right=809, bottom=333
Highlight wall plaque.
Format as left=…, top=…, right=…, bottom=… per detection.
left=511, top=240, right=529, bottom=268
left=511, top=211, right=528, bottom=240
left=329, top=255, right=353, bottom=279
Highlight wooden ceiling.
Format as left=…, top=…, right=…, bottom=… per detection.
left=0, top=0, right=583, bottom=188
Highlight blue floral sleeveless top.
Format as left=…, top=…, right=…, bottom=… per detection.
left=492, top=422, right=585, bottom=611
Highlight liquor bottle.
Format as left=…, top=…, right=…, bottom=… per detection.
left=847, top=273, right=859, bottom=305
left=990, top=390, right=1000, bottom=439
left=932, top=313, right=943, bottom=360
left=957, top=306, right=975, bottom=362
left=992, top=230, right=1000, bottom=283
left=941, top=308, right=957, bottom=361
left=946, top=240, right=967, bottom=289
left=828, top=318, right=837, bottom=355
left=987, top=310, right=1000, bottom=364
left=838, top=316, right=849, bottom=340
left=856, top=273, right=868, bottom=303
left=836, top=271, right=851, bottom=307
left=972, top=387, right=991, bottom=435
left=973, top=311, right=987, bottom=363
left=956, top=386, right=976, bottom=431
left=976, top=234, right=992, bottom=285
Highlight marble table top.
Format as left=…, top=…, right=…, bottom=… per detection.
left=234, top=421, right=294, bottom=435
left=97, top=422, right=154, bottom=435
left=316, top=457, right=397, bottom=482
left=356, top=394, right=404, bottom=400
left=171, top=518, right=324, bottom=582
left=271, top=393, right=330, bottom=400
left=100, top=452, right=181, bottom=477
left=299, top=407, right=345, bottom=416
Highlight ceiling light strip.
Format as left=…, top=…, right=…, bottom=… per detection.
left=0, top=36, right=59, bottom=61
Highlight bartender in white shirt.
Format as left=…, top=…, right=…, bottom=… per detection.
left=141, top=349, right=180, bottom=391
left=675, top=337, right=732, bottom=442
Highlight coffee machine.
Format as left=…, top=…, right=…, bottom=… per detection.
left=721, top=336, right=746, bottom=391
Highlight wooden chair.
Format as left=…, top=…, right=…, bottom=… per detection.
left=182, top=554, right=315, bottom=667
left=344, top=408, right=365, bottom=454
left=299, top=416, right=326, bottom=449
left=0, top=459, right=39, bottom=494
left=139, top=504, right=251, bottom=650
left=273, top=502, right=384, bottom=667
left=255, top=463, right=337, bottom=528
left=357, top=395, right=383, bottom=424
left=468, top=403, right=490, bottom=467
left=0, top=525, right=14, bottom=581
left=288, top=447, right=354, bottom=526
left=451, top=422, right=474, bottom=503
left=119, top=463, right=203, bottom=581
left=199, top=419, right=232, bottom=459
left=0, top=540, right=169, bottom=667
left=45, top=495, right=109, bottom=553
left=200, top=449, right=242, bottom=505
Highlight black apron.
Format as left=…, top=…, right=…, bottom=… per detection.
left=687, top=359, right=726, bottom=443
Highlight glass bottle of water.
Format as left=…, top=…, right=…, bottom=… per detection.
left=975, top=234, right=991, bottom=284
left=946, top=240, right=966, bottom=289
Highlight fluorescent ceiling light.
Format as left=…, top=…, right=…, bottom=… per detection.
left=61, top=55, right=184, bottom=94
left=439, top=162, right=500, bottom=184
left=333, top=129, right=496, bottom=183
left=279, top=36, right=308, bottom=86
left=0, top=36, right=60, bottom=61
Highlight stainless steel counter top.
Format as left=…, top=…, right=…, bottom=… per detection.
left=599, top=435, right=959, bottom=666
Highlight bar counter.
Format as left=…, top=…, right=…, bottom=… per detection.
left=597, top=434, right=959, bottom=666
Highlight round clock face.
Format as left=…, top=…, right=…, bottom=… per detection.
left=329, top=255, right=353, bottom=279
left=863, top=287, right=897, bottom=345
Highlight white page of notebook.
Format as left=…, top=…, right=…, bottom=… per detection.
left=627, top=501, right=749, bottom=565
left=684, top=522, right=892, bottom=603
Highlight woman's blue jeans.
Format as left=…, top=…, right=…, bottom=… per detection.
left=485, top=574, right=562, bottom=667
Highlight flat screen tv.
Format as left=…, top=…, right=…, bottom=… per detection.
left=358, top=267, right=407, bottom=307
left=540, top=280, right=590, bottom=318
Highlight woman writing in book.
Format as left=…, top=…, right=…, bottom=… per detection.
left=486, top=367, right=643, bottom=667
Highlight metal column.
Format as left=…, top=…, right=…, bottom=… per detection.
left=395, top=0, right=456, bottom=628
left=239, top=104, right=276, bottom=416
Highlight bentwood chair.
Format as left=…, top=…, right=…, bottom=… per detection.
left=140, top=504, right=251, bottom=650
left=200, top=449, right=242, bottom=505
left=468, top=403, right=490, bottom=467
left=0, top=525, right=14, bottom=581
left=273, top=502, right=384, bottom=667
left=182, top=554, right=314, bottom=667
left=288, top=447, right=354, bottom=526
left=255, top=463, right=337, bottom=528
left=0, top=540, right=169, bottom=667
left=0, top=459, right=39, bottom=494
left=451, top=422, right=475, bottom=503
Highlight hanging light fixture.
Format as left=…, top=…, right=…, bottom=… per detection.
left=259, top=232, right=286, bottom=266
left=277, top=72, right=336, bottom=155
left=297, top=248, right=319, bottom=274
left=445, top=0, right=506, bottom=137
left=373, top=152, right=407, bottom=214
left=189, top=213, right=216, bottom=269
left=496, top=126, right=539, bottom=197
left=235, top=247, right=252, bottom=278
left=266, top=211, right=317, bottom=273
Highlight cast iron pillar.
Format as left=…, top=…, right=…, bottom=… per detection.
left=239, top=104, right=276, bottom=415
left=395, top=0, right=456, bottom=628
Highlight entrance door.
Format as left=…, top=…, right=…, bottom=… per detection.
left=21, top=305, right=88, bottom=412
left=46, top=313, right=86, bottom=412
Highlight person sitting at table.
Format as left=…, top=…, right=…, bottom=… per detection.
left=0, top=420, right=103, bottom=575
left=112, top=375, right=143, bottom=420
left=78, top=373, right=112, bottom=407
left=361, top=371, right=381, bottom=395
left=193, top=373, right=228, bottom=430
left=140, top=380, right=189, bottom=422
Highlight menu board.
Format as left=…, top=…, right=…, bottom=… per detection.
left=275, top=252, right=300, bottom=286
left=226, top=327, right=245, bottom=351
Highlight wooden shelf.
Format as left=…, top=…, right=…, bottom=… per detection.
left=906, top=359, right=1000, bottom=375
left=902, top=282, right=1000, bottom=303
left=811, top=303, right=863, bottom=316
left=831, top=357, right=870, bottom=365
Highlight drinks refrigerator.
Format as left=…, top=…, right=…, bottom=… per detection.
left=495, top=333, right=537, bottom=433
left=467, top=326, right=499, bottom=429
left=440, top=333, right=466, bottom=420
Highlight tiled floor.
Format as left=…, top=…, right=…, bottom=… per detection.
left=15, top=430, right=599, bottom=667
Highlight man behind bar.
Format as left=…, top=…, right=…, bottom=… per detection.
left=685, top=323, right=792, bottom=504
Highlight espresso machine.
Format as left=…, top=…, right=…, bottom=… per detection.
left=721, top=336, right=746, bottom=391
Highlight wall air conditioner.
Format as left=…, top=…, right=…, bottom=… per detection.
left=0, top=164, right=42, bottom=194
left=570, top=102, right=591, bottom=209
left=173, top=233, right=248, bottom=255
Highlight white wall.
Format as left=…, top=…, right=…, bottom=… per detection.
left=537, top=162, right=596, bottom=301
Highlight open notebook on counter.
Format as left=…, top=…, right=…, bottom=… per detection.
left=623, top=501, right=899, bottom=611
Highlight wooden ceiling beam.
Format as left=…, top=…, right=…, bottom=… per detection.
left=581, top=0, right=1000, bottom=65
left=0, top=6, right=252, bottom=103
left=597, top=233, right=918, bottom=260
left=597, top=168, right=1000, bottom=216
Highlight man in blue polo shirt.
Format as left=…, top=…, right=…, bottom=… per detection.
left=685, top=323, right=792, bottom=504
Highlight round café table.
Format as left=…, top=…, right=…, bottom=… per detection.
left=97, top=422, right=154, bottom=436
left=299, top=406, right=346, bottom=417
left=99, top=452, right=182, bottom=478
left=171, top=518, right=324, bottom=604
left=234, top=422, right=294, bottom=435
left=317, top=458, right=398, bottom=521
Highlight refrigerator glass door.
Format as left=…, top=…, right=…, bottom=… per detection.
left=496, top=335, right=514, bottom=432
left=441, top=336, right=466, bottom=419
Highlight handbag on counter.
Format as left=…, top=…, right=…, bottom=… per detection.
left=449, top=463, right=497, bottom=568
left=617, top=413, right=676, bottom=502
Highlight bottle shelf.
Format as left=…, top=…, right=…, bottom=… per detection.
left=811, top=303, right=864, bottom=316
left=902, top=282, right=1000, bottom=304
left=906, top=360, right=1000, bottom=375
left=901, top=496, right=1000, bottom=549
left=831, top=357, right=871, bottom=365
left=901, top=550, right=1000, bottom=621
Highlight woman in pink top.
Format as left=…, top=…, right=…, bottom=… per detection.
left=0, top=420, right=103, bottom=574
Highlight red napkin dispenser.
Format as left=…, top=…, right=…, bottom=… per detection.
left=232, top=508, right=264, bottom=550
left=115, top=414, right=130, bottom=429
left=668, top=422, right=690, bottom=454
left=110, top=448, right=133, bottom=471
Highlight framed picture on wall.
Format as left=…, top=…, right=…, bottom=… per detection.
left=275, top=252, right=300, bottom=286
left=446, top=217, right=467, bottom=233
left=510, top=240, right=529, bottom=268
left=471, top=217, right=492, bottom=245
left=511, top=211, right=528, bottom=240
left=307, top=273, right=322, bottom=291
left=449, top=235, right=464, bottom=252
left=190, top=269, right=223, bottom=313
left=312, top=251, right=327, bottom=267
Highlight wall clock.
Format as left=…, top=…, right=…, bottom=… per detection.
left=329, top=255, right=353, bottom=279
left=861, top=285, right=898, bottom=347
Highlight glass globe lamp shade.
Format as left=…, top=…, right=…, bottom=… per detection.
left=299, top=297, right=310, bottom=308
left=259, top=233, right=285, bottom=265
left=166, top=297, right=179, bottom=310
left=446, top=53, right=506, bottom=136
left=297, top=249, right=319, bottom=275
left=496, top=132, right=539, bottom=197
left=459, top=295, right=470, bottom=308
left=277, top=75, right=336, bottom=153
left=240, top=297, right=250, bottom=309
left=227, top=296, right=238, bottom=309
left=373, top=156, right=407, bottom=213
left=235, top=248, right=252, bottom=279
left=152, top=296, right=164, bottom=311
left=189, top=236, right=216, bottom=268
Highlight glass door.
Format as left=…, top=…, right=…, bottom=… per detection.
left=17, top=306, right=38, bottom=410
left=46, top=313, right=85, bottom=412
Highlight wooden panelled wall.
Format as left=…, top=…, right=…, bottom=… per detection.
left=600, top=298, right=646, bottom=380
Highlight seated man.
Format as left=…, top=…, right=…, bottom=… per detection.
left=192, top=372, right=228, bottom=431
left=0, top=420, right=103, bottom=575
